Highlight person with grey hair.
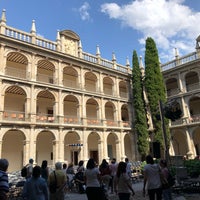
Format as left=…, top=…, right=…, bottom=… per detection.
left=48, top=162, right=66, bottom=200
left=0, top=158, right=9, bottom=200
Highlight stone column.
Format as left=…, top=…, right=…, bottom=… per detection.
left=58, top=89, right=63, bottom=123
left=80, top=68, right=85, bottom=90
left=23, top=140, right=30, bottom=165
left=0, top=140, right=2, bottom=158
left=98, top=139, right=104, bottom=163
left=178, top=72, right=184, bottom=92
left=185, top=128, right=195, bottom=159
left=31, top=53, right=37, bottom=81
left=0, top=44, right=6, bottom=74
left=53, top=140, right=59, bottom=164
left=58, top=127, right=64, bottom=162
left=99, top=72, right=103, bottom=94
left=58, top=61, right=63, bottom=86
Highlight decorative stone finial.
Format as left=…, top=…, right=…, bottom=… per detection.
left=96, top=45, right=100, bottom=56
left=126, top=57, right=130, bottom=67
left=112, top=52, right=116, bottom=61
left=31, top=20, right=36, bottom=34
left=0, top=9, right=6, bottom=24
left=56, top=30, right=60, bottom=41
left=175, top=48, right=179, bottom=59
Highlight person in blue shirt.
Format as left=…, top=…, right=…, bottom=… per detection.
left=22, top=165, right=49, bottom=200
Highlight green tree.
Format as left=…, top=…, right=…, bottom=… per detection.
left=144, top=37, right=168, bottom=147
left=132, top=50, right=149, bottom=159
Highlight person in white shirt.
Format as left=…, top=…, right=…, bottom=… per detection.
left=143, top=155, right=162, bottom=200
left=125, top=158, right=132, bottom=178
left=109, top=158, right=118, bottom=193
left=84, top=158, right=103, bottom=200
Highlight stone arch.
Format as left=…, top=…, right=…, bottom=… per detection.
left=4, top=85, right=27, bottom=118
left=185, top=71, right=199, bottom=92
left=119, top=80, right=127, bottom=98
left=37, top=59, right=55, bottom=84
left=2, top=129, right=25, bottom=171
left=88, top=132, right=100, bottom=164
left=172, top=130, right=187, bottom=156
left=64, top=131, right=81, bottom=165
left=103, top=76, right=114, bottom=95
left=85, top=71, right=97, bottom=92
left=107, top=132, right=118, bottom=160
left=192, top=127, right=200, bottom=155
left=165, top=77, right=179, bottom=96
left=188, top=96, right=200, bottom=116
left=63, top=66, right=78, bottom=88
left=105, top=101, right=116, bottom=125
left=86, top=98, right=99, bottom=119
left=124, top=133, right=133, bottom=160
left=36, top=130, right=56, bottom=166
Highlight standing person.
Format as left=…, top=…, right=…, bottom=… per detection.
left=26, top=158, right=34, bottom=179
left=62, top=163, right=67, bottom=174
left=114, top=161, right=135, bottom=200
left=160, top=159, right=172, bottom=200
left=109, top=158, right=118, bottom=194
left=66, top=163, right=75, bottom=190
left=0, top=159, right=9, bottom=200
left=48, top=162, right=67, bottom=200
left=99, top=159, right=111, bottom=195
left=84, top=158, right=103, bottom=200
left=143, top=155, right=162, bottom=200
left=75, top=160, right=85, bottom=194
left=125, top=158, right=132, bottom=178
left=22, top=165, right=49, bottom=200
left=41, top=160, right=49, bottom=183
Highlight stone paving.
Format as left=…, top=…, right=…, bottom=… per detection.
left=64, top=181, right=200, bottom=200
left=8, top=171, right=200, bottom=200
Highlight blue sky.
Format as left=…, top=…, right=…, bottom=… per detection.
left=0, top=0, right=200, bottom=65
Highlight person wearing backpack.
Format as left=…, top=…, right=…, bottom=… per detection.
left=160, top=159, right=172, bottom=200
left=21, top=158, right=34, bottom=179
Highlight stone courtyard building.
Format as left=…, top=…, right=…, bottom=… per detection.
left=0, top=10, right=136, bottom=171
left=0, top=9, right=200, bottom=172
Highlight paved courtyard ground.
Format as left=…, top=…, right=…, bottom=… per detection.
left=64, top=181, right=200, bottom=200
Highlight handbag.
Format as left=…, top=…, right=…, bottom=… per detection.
left=49, top=171, right=57, bottom=193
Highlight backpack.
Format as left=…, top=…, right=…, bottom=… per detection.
left=21, top=166, right=27, bottom=177
left=167, top=172, right=175, bottom=187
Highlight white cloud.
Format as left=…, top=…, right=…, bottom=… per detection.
left=101, top=0, right=200, bottom=62
left=79, top=2, right=91, bottom=21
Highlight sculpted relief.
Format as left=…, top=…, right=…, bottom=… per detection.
left=64, top=39, right=76, bottom=56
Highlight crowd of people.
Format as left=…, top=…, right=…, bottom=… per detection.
left=0, top=155, right=174, bottom=200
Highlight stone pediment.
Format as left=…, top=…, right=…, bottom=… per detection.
left=60, top=30, right=80, bottom=56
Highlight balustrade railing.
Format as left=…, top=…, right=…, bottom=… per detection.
left=5, top=66, right=27, bottom=79
left=87, top=118, right=102, bottom=126
left=186, top=82, right=200, bottom=92
left=36, top=114, right=56, bottom=123
left=167, top=88, right=180, bottom=97
left=161, top=52, right=199, bottom=71
left=3, top=25, right=130, bottom=75
left=3, top=111, right=25, bottom=121
left=37, top=73, right=54, bottom=84
left=64, top=116, right=80, bottom=124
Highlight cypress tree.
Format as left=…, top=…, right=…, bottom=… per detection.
left=144, top=37, right=168, bottom=147
left=132, top=50, right=149, bottom=159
